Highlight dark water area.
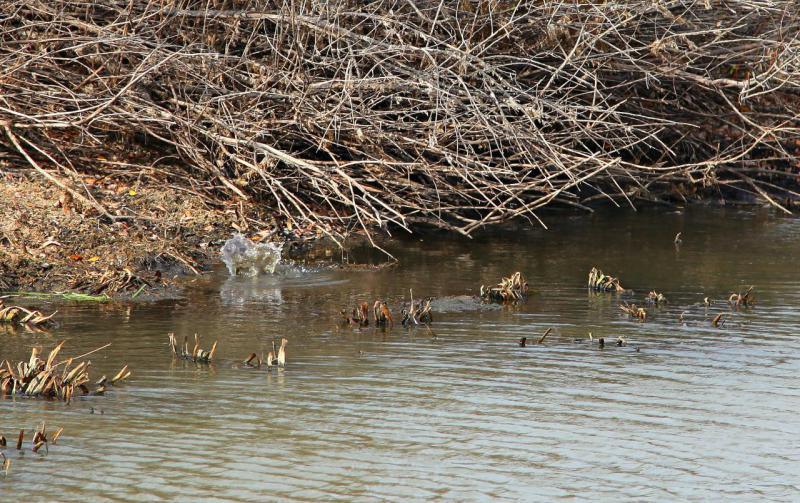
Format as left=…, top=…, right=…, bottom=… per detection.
left=2, top=207, right=800, bottom=501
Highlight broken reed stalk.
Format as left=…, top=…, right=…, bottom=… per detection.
left=31, top=423, right=48, bottom=453
left=481, top=272, right=529, bottom=303
left=538, top=328, right=553, bottom=344
left=373, top=301, right=393, bottom=327
left=277, top=338, right=287, bottom=367
left=243, top=338, right=287, bottom=370
left=168, top=332, right=217, bottom=363
left=588, top=268, right=625, bottom=293
left=340, top=298, right=407, bottom=328
left=729, top=286, right=755, bottom=308
left=646, top=291, right=667, bottom=305
left=340, top=302, right=370, bottom=327
left=2, top=1, right=798, bottom=243
left=243, top=353, right=259, bottom=367
left=620, top=302, right=647, bottom=322
left=0, top=342, right=129, bottom=401
left=110, top=365, right=131, bottom=384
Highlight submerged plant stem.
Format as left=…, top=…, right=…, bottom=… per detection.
left=3, top=292, right=111, bottom=302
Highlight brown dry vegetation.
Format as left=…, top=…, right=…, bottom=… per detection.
left=0, top=175, right=239, bottom=294
left=1, top=0, right=799, bottom=293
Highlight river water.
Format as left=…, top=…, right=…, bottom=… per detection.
left=2, top=207, right=799, bottom=501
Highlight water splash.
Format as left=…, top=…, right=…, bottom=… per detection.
left=220, top=234, right=283, bottom=276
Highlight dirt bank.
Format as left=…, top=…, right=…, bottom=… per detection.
left=0, top=172, right=355, bottom=297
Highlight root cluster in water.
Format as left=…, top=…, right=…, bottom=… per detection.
left=168, top=333, right=217, bottom=363
left=0, top=423, right=65, bottom=476
left=242, top=338, right=287, bottom=370
left=1, top=342, right=129, bottom=401
left=401, top=296, right=433, bottom=327
left=729, top=286, right=755, bottom=308
left=0, top=299, right=56, bottom=327
left=481, top=272, right=529, bottom=303
left=646, top=291, right=667, bottom=305
left=588, top=268, right=625, bottom=293
left=340, top=300, right=396, bottom=328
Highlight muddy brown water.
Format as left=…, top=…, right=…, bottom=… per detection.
left=2, top=207, right=799, bottom=501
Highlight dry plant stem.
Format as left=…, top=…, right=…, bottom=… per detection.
left=0, top=0, right=798, bottom=244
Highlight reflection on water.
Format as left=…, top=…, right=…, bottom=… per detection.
left=2, top=207, right=800, bottom=501
left=220, top=275, right=285, bottom=307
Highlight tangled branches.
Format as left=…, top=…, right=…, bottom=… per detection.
left=1, top=0, right=798, bottom=245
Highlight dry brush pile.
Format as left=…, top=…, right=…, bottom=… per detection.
left=1, top=0, right=799, bottom=246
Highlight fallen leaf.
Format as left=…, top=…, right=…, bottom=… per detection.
left=128, top=189, right=137, bottom=196
left=88, top=256, right=100, bottom=263
left=68, top=254, right=83, bottom=261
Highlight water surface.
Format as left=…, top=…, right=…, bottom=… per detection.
left=2, top=207, right=799, bottom=501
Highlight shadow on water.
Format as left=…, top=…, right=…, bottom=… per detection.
left=2, top=207, right=800, bottom=501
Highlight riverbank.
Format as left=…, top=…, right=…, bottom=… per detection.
left=0, top=173, right=362, bottom=298
left=3, top=167, right=794, bottom=300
